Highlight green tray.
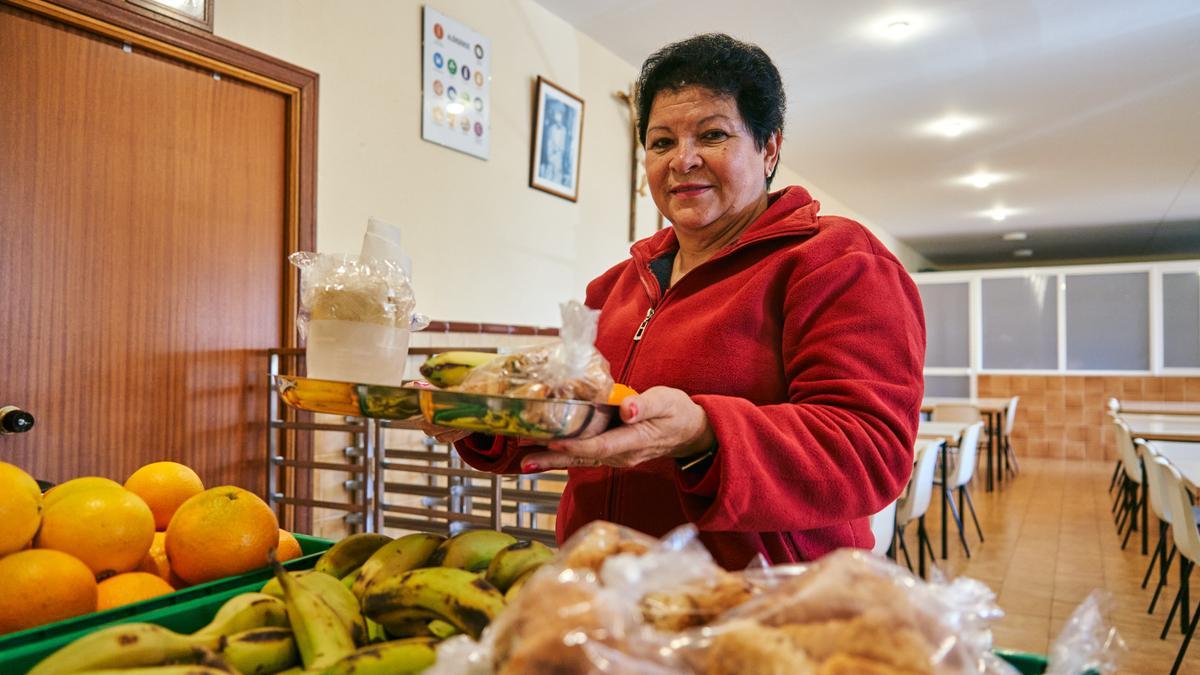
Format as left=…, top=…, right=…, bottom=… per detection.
left=0, top=534, right=332, bottom=674
left=997, top=650, right=1049, bottom=674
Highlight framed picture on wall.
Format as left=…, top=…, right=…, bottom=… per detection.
left=529, top=76, right=584, bottom=202
left=126, top=0, right=214, bottom=32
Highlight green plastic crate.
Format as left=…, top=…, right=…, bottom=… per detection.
left=0, top=533, right=332, bottom=674
left=997, top=650, right=1049, bottom=674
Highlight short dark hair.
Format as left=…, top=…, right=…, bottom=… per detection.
left=636, top=33, right=785, bottom=181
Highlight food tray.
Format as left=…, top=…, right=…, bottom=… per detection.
left=0, top=534, right=333, bottom=674
left=277, top=376, right=618, bottom=439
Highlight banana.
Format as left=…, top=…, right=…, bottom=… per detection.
left=429, top=529, right=517, bottom=572
left=366, top=618, right=389, bottom=643
left=193, top=593, right=290, bottom=639
left=418, top=351, right=497, bottom=388
left=271, top=558, right=357, bottom=670
left=291, top=567, right=369, bottom=646
left=218, top=627, right=299, bottom=675
left=341, top=569, right=361, bottom=590
left=318, top=637, right=438, bottom=675
left=362, top=566, right=506, bottom=640
left=314, top=533, right=393, bottom=578
left=352, top=532, right=445, bottom=600
left=73, top=667, right=232, bottom=675
left=28, top=623, right=217, bottom=675
left=504, top=567, right=538, bottom=603
left=427, top=618, right=461, bottom=640
left=485, top=539, right=554, bottom=591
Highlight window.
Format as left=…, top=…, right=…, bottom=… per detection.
left=1163, top=272, right=1200, bottom=367
left=982, top=275, right=1057, bottom=370
left=919, top=282, right=969, bottom=368
left=1065, top=272, right=1149, bottom=370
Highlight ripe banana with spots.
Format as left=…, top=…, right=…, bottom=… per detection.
left=428, top=529, right=517, bottom=572
left=419, top=351, right=498, bottom=388
left=28, top=623, right=218, bottom=675
left=361, top=566, right=506, bottom=640
left=485, top=539, right=554, bottom=591
left=318, top=637, right=438, bottom=675
left=314, top=533, right=393, bottom=578
left=271, top=559, right=357, bottom=670
left=193, top=592, right=290, bottom=639
left=352, top=532, right=445, bottom=601
left=218, top=627, right=298, bottom=675
left=505, top=567, right=538, bottom=603
left=70, top=667, right=232, bottom=675
left=259, top=570, right=367, bottom=644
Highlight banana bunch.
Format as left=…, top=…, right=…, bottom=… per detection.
left=280, top=377, right=361, bottom=417
left=485, top=539, right=554, bottom=597
left=418, top=351, right=497, bottom=388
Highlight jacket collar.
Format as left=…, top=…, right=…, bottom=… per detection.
left=630, top=186, right=820, bottom=266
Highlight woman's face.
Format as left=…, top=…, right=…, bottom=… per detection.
left=644, top=87, right=779, bottom=236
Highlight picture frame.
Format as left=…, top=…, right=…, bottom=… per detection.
left=126, top=0, right=214, bottom=33
left=529, top=76, right=584, bottom=202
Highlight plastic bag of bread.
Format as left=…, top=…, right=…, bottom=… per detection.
left=456, top=300, right=613, bottom=402
left=289, top=251, right=428, bottom=336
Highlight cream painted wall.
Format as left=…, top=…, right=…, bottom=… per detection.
left=215, top=0, right=926, bottom=326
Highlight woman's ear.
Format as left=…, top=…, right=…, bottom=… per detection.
left=764, top=130, right=782, bottom=176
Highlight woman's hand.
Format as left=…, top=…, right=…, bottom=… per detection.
left=520, top=386, right=715, bottom=471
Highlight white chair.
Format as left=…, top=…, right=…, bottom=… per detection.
left=935, top=421, right=985, bottom=558
left=1002, top=396, right=1020, bottom=477
left=1138, top=441, right=1185, bottom=618
left=1107, top=398, right=1124, bottom=494
left=1112, top=417, right=1146, bottom=552
left=895, top=440, right=943, bottom=578
left=1154, top=457, right=1200, bottom=674
left=868, top=498, right=897, bottom=558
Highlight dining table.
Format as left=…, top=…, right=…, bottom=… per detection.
left=921, top=397, right=1011, bottom=492
left=916, top=419, right=971, bottom=561
left=1115, top=400, right=1200, bottom=416
left=1150, top=440, right=1200, bottom=491
left=1119, top=413, right=1200, bottom=443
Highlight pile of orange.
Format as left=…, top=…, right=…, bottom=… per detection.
left=0, top=459, right=295, bottom=636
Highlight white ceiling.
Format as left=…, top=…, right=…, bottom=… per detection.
left=533, top=0, right=1200, bottom=267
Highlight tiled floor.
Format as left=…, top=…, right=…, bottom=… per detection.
left=900, top=457, right=1197, bottom=674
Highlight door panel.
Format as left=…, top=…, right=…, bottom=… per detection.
left=0, top=3, right=287, bottom=490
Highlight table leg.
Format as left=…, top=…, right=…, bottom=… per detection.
left=994, top=411, right=1004, bottom=487
left=941, top=443, right=949, bottom=559
left=985, top=412, right=995, bottom=492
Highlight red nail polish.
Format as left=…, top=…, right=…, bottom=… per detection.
left=627, top=403, right=638, bottom=420
left=522, top=461, right=539, bottom=473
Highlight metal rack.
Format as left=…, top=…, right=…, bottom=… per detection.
left=265, top=348, right=564, bottom=544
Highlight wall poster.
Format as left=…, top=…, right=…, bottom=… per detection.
left=422, top=6, right=491, bottom=160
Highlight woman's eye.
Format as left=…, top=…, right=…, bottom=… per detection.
left=649, top=138, right=673, bottom=150
left=702, top=130, right=728, bottom=142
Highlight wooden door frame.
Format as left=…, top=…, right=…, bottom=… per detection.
left=3, top=0, right=316, bottom=351
left=4, top=0, right=318, bottom=528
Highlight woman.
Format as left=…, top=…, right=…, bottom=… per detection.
left=444, top=33, right=925, bottom=569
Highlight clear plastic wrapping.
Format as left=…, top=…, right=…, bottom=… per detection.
left=430, top=521, right=1025, bottom=674
left=1045, top=591, right=1124, bottom=675
left=289, top=252, right=428, bottom=336
left=456, top=300, right=613, bottom=402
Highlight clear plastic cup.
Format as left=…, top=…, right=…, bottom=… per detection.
left=305, top=319, right=411, bottom=386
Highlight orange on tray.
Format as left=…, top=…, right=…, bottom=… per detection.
left=607, top=383, right=638, bottom=405
left=125, top=461, right=205, bottom=531
left=277, top=529, right=303, bottom=562
left=96, top=572, right=174, bottom=611
left=136, top=531, right=172, bottom=583
left=0, top=549, right=98, bottom=635
left=0, top=461, right=42, bottom=556
left=36, top=486, right=156, bottom=578
left=165, top=486, right=279, bottom=586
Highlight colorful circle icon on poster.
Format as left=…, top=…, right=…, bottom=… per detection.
left=433, top=23, right=444, bottom=40
left=474, top=44, right=484, bottom=59
left=433, top=52, right=443, bottom=69
left=461, top=65, right=471, bottom=81
left=433, top=80, right=444, bottom=96
left=474, top=121, right=483, bottom=136
left=474, top=71, right=484, bottom=87
left=432, top=106, right=445, bottom=124
left=447, top=86, right=457, bottom=101
left=474, top=97, right=483, bottom=112
left=460, top=116, right=470, bottom=132
left=448, top=59, right=457, bottom=75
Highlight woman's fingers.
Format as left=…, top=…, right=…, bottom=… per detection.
left=521, top=450, right=601, bottom=471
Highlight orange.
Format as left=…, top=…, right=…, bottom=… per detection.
left=43, top=476, right=123, bottom=511
left=277, top=530, right=302, bottom=562
left=0, top=549, right=98, bottom=635
left=96, top=572, right=174, bottom=611
left=0, top=461, right=42, bottom=556
left=36, top=486, right=156, bottom=577
left=136, top=532, right=172, bottom=582
left=607, top=383, right=638, bottom=405
left=124, top=461, right=205, bottom=531
left=165, top=486, right=279, bottom=585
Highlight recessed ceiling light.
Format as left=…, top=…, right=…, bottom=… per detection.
left=1002, top=232, right=1027, bottom=241
left=963, top=171, right=1003, bottom=189
left=445, top=102, right=465, bottom=115
left=882, top=20, right=914, bottom=39
left=1013, top=249, right=1034, bottom=258
left=925, top=115, right=979, bottom=139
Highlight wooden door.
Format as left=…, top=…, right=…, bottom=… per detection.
left=0, top=0, right=315, bottom=493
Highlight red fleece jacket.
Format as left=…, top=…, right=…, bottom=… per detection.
left=456, top=186, right=925, bottom=569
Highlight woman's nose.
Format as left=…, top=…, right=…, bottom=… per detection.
left=669, top=141, right=702, bottom=174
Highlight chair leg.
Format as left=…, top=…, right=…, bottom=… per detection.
left=1113, top=476, right=1126, bottom=517
left=897, top=525, right=914, bottom=572
left=1163, top=559, right=1193, bottom=638
left=946, top=487, right=971, bottom=558
left=963, top=487, right=985, bottom=543
left=1141, top=477, right=1149, bottom=556
left=1150, top=543, right=1177, bottom=615
left=1170, top=595, right=1200, bottom=675
left=1006, top=435, right=1020, bottom=475
left=918, top=515, right=937, bottom=578
left=1143, top=528, right=1165, bottom=589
